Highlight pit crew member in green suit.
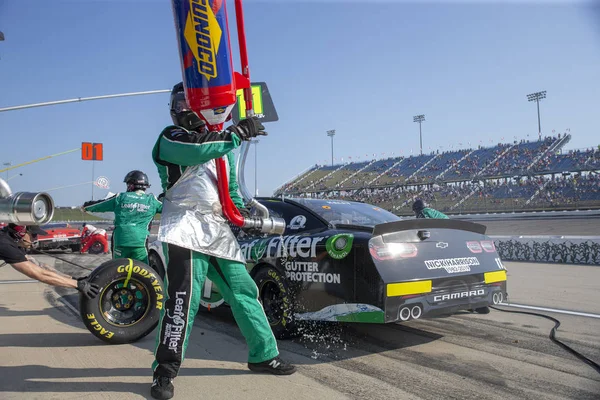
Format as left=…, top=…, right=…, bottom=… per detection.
left=149, top=82, right=295, bottom=400
left=82, top=170, right=162, bottom=264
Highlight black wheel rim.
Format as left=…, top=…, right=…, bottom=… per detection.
left=99, top=278, right=150, bottom=327
left=260, top=280, right=284, bottom=326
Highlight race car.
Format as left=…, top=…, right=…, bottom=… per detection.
left=147, top=197, right=508, bottom=339
left=35, top=223, right=82, bottom=252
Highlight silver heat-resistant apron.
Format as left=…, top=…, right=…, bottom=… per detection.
left=157, top=158, right=245, bottom=263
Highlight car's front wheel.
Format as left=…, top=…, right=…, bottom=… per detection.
left=253, top=266, right=297, bottom=339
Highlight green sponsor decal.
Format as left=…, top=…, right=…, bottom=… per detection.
left=326, top=233, right=354, bottom=260
left=250, top=238, right=269, bottom=262
left=335, top=311, right=385, bottom=323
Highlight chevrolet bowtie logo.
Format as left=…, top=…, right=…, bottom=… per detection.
left=436, top=242, right=449, bottom=249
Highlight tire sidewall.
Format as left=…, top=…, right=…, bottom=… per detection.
left=80, top=258, right=165, bottom=344
left=253, top=266, right=296, bottom=339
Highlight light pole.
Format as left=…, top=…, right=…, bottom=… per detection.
left=251, top=139, right=259, bottom=197
left=527, top=91, right=546, bottom=140
left=327, top=130, right=336, bottom=166
left=413, top=115, right=425, bottom=155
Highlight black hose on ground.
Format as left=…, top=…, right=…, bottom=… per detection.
left=490, top=305, right=600, bottom=375
left=31, top=248, right=94, bottom=272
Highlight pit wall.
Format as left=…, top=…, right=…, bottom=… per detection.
left=492, top=236, right=600, bottom=266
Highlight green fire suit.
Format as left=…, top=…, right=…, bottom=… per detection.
left=417, top=207, right=449, bottom=219
left=83, top=191, right=162, bottom=263
left=150, top=125, right=278, bottom=378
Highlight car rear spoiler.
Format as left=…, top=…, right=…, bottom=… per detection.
left=373, top=219, right=487, bottom=236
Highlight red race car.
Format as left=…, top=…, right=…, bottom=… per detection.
left=35, top=223, right=83, bottom=252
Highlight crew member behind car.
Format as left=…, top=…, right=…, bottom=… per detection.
left=148, top=82, right=295, bottom=400
left=0, top=223, right=99, bottom=299
left=412, top=199, right=449, bottom=219
left=80, top=222, right=109, bottom=254
left=82, top=171, right=162, bottom=264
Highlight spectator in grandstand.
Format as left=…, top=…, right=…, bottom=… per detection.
left=412, top=199, right=449, bottom=219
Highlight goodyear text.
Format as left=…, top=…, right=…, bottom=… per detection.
left=117, top=264, right=164, bottom=309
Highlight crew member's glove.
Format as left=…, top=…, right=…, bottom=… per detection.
left=228, top=117, right=267, bottom=141
left=75, top=276, right=101, bottom=300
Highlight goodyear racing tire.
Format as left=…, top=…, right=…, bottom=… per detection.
left=253, top=266, right=298, bottom=340
left=80, top=258, right=165, bottom=344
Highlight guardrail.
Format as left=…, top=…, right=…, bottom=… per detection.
left=492, top=235, right=600, bottom=266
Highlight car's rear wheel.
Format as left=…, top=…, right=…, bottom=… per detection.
left=253, top=266, right=297, bottom=339
left=80, top=258, right=165, bottom=344
left=88, top=241, right=104, bottom=254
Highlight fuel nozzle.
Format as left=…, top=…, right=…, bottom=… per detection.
left=0, top=178, right=55, bottom=224
left=242, top=216, right=286, bottom=235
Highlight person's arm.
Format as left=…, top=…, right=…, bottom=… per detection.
left=157, top=127, right=241, bottom=166
left=156, top=118, right=266, bottom=166
left=26, top=255, right=73, bottom=279
left=227, top=151, right=245, bottom=209
left=12, top=259, right=77, bottom=288
left=11, top=257, right=100, bottom=298
left=83, top=195, right=117, bottom=213
left=152, top=195, right=163, bottom=214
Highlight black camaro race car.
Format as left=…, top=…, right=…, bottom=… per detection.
left=141, top=197, right=508, bottom=340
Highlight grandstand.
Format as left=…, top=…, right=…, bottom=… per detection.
left=274, top=134, right=600, bottom=216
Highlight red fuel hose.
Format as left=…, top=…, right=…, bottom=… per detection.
left=216, top=0, right=252, bottom=228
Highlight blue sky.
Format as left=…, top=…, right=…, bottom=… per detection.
left=1, top=0, right=599, bottom=206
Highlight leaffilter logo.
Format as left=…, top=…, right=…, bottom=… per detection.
left=250, top=238, right=268, bottom=262
left=326, top=234, right=354, bottom=260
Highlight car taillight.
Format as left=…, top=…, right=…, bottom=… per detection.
left=466, top=241, right=482, bottom=253
left=369, top=236, right=418, bottom=261
left=480, top=240, right=496, bottom=253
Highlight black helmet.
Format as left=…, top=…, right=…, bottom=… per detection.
left=412, top=199, right=426, bottom=213
left=170, top=82, right=205, bottom=131
left=124, top=170, right=150, bottom=191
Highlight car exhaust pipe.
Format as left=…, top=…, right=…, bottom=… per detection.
left=0, top=178, right=54, bottom=224
left=492, top=291, right=503, bottom=305
left=411, top=305, right=422, bottom=320
left=399, top=307, right=411, bottom=321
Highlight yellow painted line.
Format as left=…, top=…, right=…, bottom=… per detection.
left=123, top=259, right=133, bottom=287
left=484, top=270, right=507, bottom=284
left=387, top=280, right=432, bottom=297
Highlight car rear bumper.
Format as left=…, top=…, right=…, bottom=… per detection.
left=383, top=272, right=508, bottom=323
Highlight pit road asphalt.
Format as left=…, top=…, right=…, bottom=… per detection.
left=1, top=251, right=598, bottom=400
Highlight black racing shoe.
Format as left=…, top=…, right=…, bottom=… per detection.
left=474, top=306, right=491, bottom=314
left=151, top=375, right=174, bottom=400
left=248, top=356, right=297, bottom=375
